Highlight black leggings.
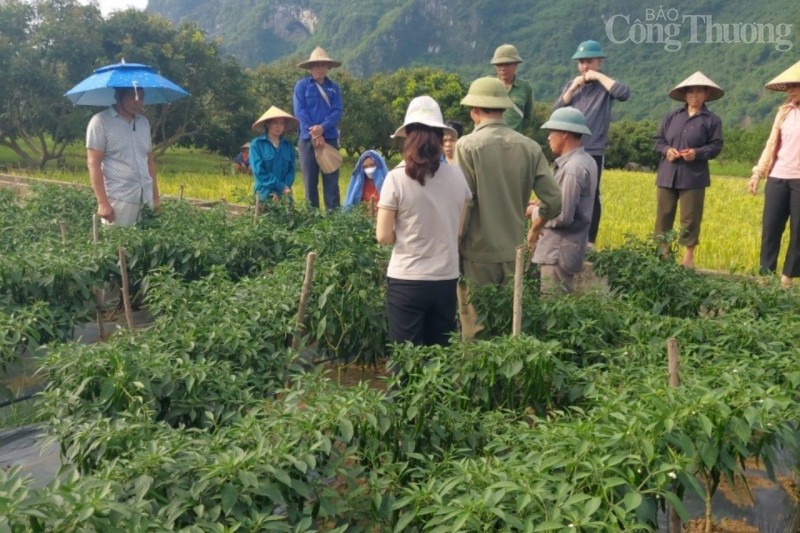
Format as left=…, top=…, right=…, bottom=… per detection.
left=760, top=177, right=800, bottom=277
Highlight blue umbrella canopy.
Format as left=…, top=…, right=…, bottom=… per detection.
left=64, top=61, right=190, bottom=106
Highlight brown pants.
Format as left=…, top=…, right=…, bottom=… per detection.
left=654, top=187, right=706, bottom=247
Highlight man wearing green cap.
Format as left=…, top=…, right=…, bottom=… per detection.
left=555, top=39, right=629, bottom=247
left=456, top=77, right=562, bottom=287
left=530, top=107, right=597, bottom=293
left=490, top=44, right=533, bottom=133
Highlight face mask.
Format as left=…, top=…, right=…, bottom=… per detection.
left=364, top=166, right=376, bottom=177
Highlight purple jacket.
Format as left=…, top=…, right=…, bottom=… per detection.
left=654, top=105, right=723, bottom=189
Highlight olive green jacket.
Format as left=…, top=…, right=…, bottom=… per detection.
left=503, top=77, right=534, bottom=133
left=455, top=118, right=562, bottom=263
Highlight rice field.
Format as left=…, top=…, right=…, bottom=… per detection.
left=8, top=160, right=786, bottom=275
left=598, top=171, right=773, bottom=274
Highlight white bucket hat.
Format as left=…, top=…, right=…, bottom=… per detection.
left=392, top=96, right=457, bottom=138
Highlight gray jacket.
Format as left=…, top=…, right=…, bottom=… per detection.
left=533, top=147, right=598, bottom=274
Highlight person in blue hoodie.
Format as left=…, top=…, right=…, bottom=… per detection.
left=344, top=150, right=388, bottom=208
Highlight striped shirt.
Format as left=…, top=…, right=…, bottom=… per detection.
left=86, top=107, right=153, bottom=204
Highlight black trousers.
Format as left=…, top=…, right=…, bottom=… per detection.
left=588, top=154, right=604, bottom=244
left=386, top=278, right=458, bottom=347
left=760, top=177, right=800, bottom=277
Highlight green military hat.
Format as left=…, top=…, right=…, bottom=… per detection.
left=490, top=44, right=523, bottom=64
left=460, top=77, right=513, bottom=109
left=571, top=40, right=606, bottom=59
left=541, top=107, right=592, bottom=136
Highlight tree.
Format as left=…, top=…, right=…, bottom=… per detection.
left=100, top=11, right=254, bottom=158
left=0, top=0, right=104, bottom=169
left=337, top=71, right=395, bottom=158
left=367, top=67, right=470, bottom=158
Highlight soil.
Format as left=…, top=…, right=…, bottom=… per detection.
left=684, top=517, right=759, bottom=532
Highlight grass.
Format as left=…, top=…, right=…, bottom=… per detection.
left=2, top=145, right=785, bottom=274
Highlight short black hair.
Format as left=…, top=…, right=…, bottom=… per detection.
left=114, top=87, right=145, bottom=100
left=445, top=120, right=464, bottom=138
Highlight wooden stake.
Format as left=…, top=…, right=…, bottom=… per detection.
left=667, top=337, right=680, bottom=387
left=92, top=215, right=105, bottom=340
left=512, top=245, right=525, bottom=336
left=118, top=247, right=134, bottom=331
left=292, top=252, right=317, bottom=350
left=179, top=184, right=185, bottom=201
left=59, top=220, right=67, bottom=245
left=253, top=194, right=260, bottom=224
left=667, top=336, right=681, bottom=533
left=92, top=213, right=100, bottom=244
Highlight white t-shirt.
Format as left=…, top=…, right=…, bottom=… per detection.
left=379, top=162, right=471, bottom=280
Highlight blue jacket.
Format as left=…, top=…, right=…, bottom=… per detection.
left=250, top=135, right=296, bottom=200
left=344, top=150, right=388, bottom=208
left=292, top=76, right=343, bottom=141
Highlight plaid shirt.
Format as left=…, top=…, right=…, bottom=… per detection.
left=86, top=107, right=153, bottom=204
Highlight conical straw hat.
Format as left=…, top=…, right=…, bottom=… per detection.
left=252, top=106, right=298, bottom=133
left=765, top=59, right=800, bottom=91
left=668, top=71, right=724, bottom=102
left=297, top=47, right=342, bottom=69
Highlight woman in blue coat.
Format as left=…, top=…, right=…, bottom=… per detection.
left=251, top=106, right=297, bottom=202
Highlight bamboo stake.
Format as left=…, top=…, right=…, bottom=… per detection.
left=92, top=213, right=99, bottom=244
left=58, top=220, right=66, bottom=245
left=118, top=247, right=134, bottom=331
left=512, top=245, right=525, bottom=336
left=667, top=337, right=680, bottom=387
left=667, top=336, right=681, bottom=533
left=92, top=215, right=105, bottom=340
left=253, top=193, right=260, bottom=224
left=292, top=252, right=317, bottom=350
left=179, top=184, right=185, bottom=201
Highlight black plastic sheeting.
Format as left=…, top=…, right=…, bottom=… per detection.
left=0, top=424, right=61, bottom=489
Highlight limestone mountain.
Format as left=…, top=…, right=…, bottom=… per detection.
left=147, top=0, right=799, bottom=125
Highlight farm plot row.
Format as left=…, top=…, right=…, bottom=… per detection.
left=0, top=185, right=798, bottom=531
left=0, top=184, right=389, bottom=378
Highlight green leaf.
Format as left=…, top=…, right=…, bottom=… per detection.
left=699, top=442, right=719, bottom=469
left=698, top=413, right=714, bottom=437
left=394, top=511, right=416, bottom=532
left=220, top=483, right=237, bottom=515
left=623, top=492, right=642, bottom=512
left=339, top=418, right=354, bottom=443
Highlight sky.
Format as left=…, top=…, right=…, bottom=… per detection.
left=82, top=0, right=148, bottom=17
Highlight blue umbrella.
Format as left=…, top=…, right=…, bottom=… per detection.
left=64, top=61, right=190, bottom=106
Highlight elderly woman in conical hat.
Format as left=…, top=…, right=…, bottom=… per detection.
left=653, top=71, right=724, bottom=268
left=376, top=96, right=472, bottom=348
left=250, top=106, right=298, bottom=202
left=748, top=59, right=800, bottom=287
left=293, top=47, right=344, bottom=211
